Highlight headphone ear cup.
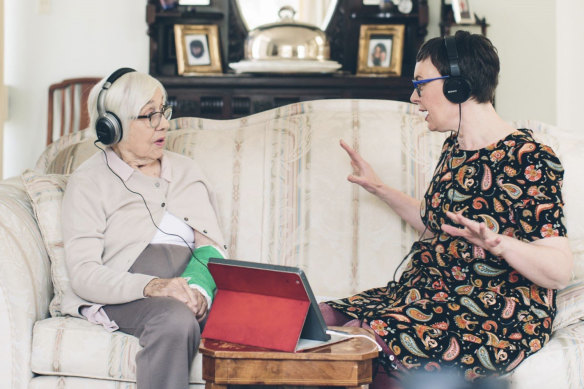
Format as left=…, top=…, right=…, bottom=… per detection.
left=443, top=77, right=472, bottom=104
left=95, top=112, right=123, bottom=145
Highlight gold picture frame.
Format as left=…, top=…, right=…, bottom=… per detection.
left=357, top=24, right=405, bottom=77
left=174, top=24, right=222, bottom=75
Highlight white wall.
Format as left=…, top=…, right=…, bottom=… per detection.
left=427, top=0, right=556, bottom=125
left=3, top=0, right=148, bottom=178
left=556, top=0, right=584, bottom=134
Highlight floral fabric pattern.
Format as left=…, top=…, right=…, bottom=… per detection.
left=327, top=129, right=567, bottom=380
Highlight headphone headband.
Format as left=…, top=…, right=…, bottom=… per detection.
left=95, top=67, right=136, bottom=145
left=105, top=67, right=135, bottom=87
left=97, top=67, right=136, bottom=116
left=444, top=36, right=461, bottom=77
left=442, top=36, right=471, bottom=104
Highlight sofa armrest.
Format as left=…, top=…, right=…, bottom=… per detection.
left=509, top=320, right=584, bottom=389
left=0, top=177, right=53, bottom=389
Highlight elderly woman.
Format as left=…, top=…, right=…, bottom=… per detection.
left=61, top=68, right=226, bottom=389
left=322, top=31, right=573, bottom=385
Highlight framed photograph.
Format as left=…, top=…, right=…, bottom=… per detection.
left=357, top=24, right=405, bottom=76
left=452, top=0, right=474, bottom=24
left=174, top=24, right=222, bottom=75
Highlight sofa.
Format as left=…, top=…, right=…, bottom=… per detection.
left=1, top=99, right=583, bottom=389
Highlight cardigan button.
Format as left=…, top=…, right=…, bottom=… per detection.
left=184, top=217, right=189, bottom=221
left=224, top=245, right=227, bottom=249
left=161, top=202, right=165, bottom=207
left=203, top=230, right=208, bottom=234
left=155, top=182, right=160, bottom=188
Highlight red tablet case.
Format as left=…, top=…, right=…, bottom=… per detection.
left=201, top=262, right=311, bottom=352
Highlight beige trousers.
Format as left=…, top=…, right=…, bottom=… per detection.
left=104, top=244, right=202, bottom=389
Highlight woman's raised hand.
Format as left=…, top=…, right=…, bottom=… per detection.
left=441, top=211, right=504, bottom=256
left=340, top=139, right=385, bottom=195
left=143, top=277, right=208, bottom=321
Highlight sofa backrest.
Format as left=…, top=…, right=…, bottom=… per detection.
left=36, top=99, right=584, bottom=298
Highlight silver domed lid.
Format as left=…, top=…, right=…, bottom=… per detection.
left=244, top=6, right=330, bottom=61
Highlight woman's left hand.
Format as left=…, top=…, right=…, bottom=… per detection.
left=144, top=277, right=208, bottom=321
left=189, top=288, right=209, bottom=322
left=441, top=210, right=573, bottom=289
left=441, top=211, right=504, bottom=256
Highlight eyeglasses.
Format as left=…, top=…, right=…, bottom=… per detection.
left=412, top=75, right=450, bottom=97
left=134, top=105, right=173, bottom=128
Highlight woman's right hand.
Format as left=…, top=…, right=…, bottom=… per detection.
left=340, top=140, right=427, bottom=234
left=143, top=277, right=208, bottom=320
left=340, top=139, right=385, bottom=196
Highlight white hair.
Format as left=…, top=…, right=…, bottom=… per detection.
left=87, top=71, right=167, bottom=141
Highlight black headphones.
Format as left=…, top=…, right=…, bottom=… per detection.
left=95, top=67, right=136, bottom=145
left=443, top=36, right=472, bottom=104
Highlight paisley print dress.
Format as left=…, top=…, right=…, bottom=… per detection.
left=326, top=129, right=567, bottom=380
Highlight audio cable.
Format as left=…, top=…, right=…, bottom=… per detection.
left=387, top=103, right=462, bottom=288
left=94, top=140, right=208, bottom=268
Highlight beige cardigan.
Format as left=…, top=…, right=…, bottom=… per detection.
left=61, top=148, right=226, bottom=317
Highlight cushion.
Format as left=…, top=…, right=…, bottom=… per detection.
left=553, top=280, right=584, bottom=331
left=29, top=377, right=204, bottom=389
left=509, top=321, right=584, bottom=387
left=45, top=140, right=99, bottom=175
left=515, top=120, right=584, bottom=280
left=21, top=170, right=69, bottom=317
left=35, top=127, right=96, bottom=173
left=31, top=317, right=204, bottom=384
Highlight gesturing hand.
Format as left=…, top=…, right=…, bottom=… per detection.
left=340, top=139, right=384, bottom=195
left=441, top=211, right=505, bottom=257
left=144, top=277, right=208, bottom=321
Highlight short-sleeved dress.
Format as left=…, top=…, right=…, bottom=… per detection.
left=326, top=129, right=566, bottom=380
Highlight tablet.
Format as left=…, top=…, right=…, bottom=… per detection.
left=201, top=258, right=332, bottom=352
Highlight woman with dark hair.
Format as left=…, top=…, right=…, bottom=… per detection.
left=371, top=42, right=388, bottom=66
left=322, top=31, right=572, bottom=384
left=190, top=39, right=205, bottom=58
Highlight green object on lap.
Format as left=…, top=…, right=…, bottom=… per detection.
left=181, top=245, right=222, bottom=301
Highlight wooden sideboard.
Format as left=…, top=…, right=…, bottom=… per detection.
left=160, top=73, right=413, bottom=119
left=147, top=0, right=428, bottom=119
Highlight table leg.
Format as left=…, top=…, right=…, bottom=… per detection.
left=204, top=383, right=227, bottom=389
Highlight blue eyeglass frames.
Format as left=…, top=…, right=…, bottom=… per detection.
left=412, top=75, right=450, bottom=97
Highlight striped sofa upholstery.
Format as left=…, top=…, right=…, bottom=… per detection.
left=1, top=99, right=583, bottom=388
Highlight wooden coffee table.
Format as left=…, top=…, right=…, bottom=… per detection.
left=200, top=326, right=379, bottom=389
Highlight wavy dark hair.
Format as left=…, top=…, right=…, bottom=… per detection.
left=416, top=30, right=499, bottom=104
